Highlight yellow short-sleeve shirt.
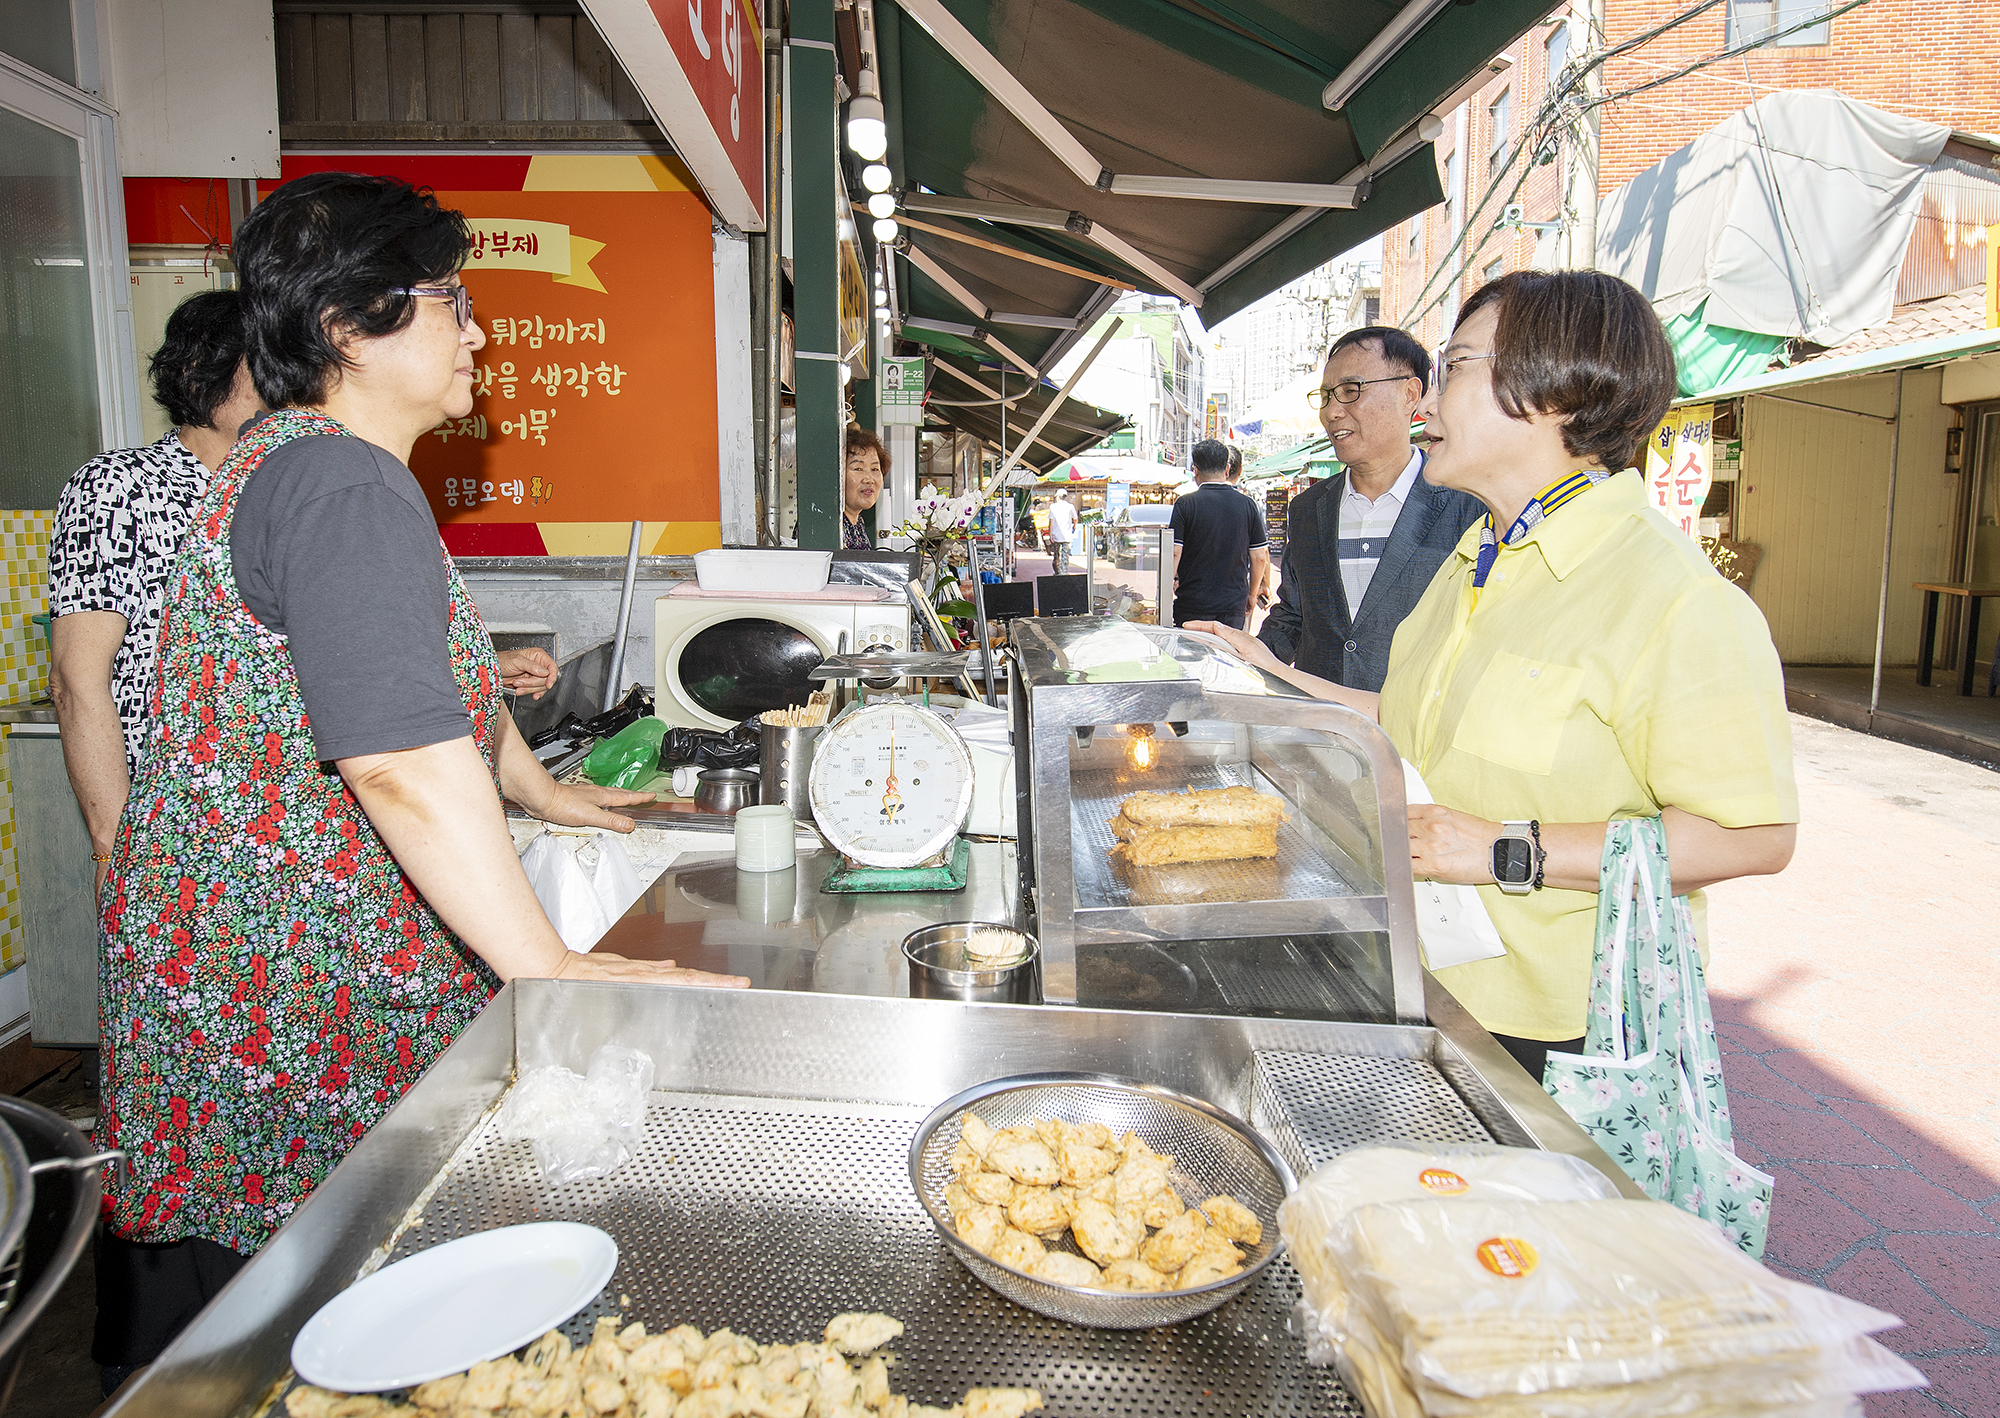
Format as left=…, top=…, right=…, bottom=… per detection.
left=1379, top=471, right=1797, bottom=1041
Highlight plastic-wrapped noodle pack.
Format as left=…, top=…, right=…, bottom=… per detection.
left=1277, top=1146, right=1926, bottom=1418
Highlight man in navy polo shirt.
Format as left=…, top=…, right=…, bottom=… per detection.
left=1170, top=439, right=1268, bottom=630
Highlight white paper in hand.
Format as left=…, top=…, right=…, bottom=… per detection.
left=1402, top=760, right=1507, bottom=970
left=519, top=833, right=647, bottom=952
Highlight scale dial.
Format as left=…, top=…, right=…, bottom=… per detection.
left=808, top=702, right=975, bottom=869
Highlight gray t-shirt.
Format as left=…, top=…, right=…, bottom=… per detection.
left=229, top=431, right=471, bottom=762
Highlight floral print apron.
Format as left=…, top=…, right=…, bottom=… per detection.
left=99, top=408, right=503, bottom=1253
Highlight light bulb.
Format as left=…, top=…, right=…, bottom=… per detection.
left=867, top=193, right=896, bottom=220
left=847, top=97, right=888, bottom=161
left=872, top=218, right=899, bottom=243
left=861, top=163, right=892, bottom=193
left=838, top=361, right=852, bottom=385
left=874, top=288, right=888, bottom=307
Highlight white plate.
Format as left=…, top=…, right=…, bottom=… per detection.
left=291, top=1222, right=618, bottom=1392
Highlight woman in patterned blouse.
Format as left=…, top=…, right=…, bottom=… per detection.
left=90, top=173, right=746, bottom=1387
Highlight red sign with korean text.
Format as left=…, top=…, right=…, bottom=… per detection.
left=642, top=0, right=764, bottom=226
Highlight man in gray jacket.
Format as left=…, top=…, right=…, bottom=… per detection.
left=1258, top=327, right=1484, bottom=692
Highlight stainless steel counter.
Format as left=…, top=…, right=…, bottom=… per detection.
left=107, top=979, right=1642, bottom=1418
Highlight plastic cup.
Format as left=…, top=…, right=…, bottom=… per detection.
left=734, top=804, right=796, bottom=872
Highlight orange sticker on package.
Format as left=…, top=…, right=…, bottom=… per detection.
left=1418, top=1167, right=1470, bottom=1195
left=1475, top=1236, right=1539, bottom=1278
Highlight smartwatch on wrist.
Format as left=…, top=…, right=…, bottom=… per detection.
left=1491, top=820, right=1544, bottom=895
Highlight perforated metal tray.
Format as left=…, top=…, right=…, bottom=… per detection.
left=1070, top=763, right=1361, bottom=910
left=111, top=983, right=1638, bottom=1418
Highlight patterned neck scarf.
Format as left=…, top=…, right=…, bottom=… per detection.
left=1472, top=468, right=1611, bottom=587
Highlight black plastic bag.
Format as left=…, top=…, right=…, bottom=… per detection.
left=658, top=720, right=761, bottom=770
left=526, top=684, right=654, bottom=750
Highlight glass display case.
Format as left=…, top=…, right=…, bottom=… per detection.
left=1008, top=619, right=1423, bottom=1023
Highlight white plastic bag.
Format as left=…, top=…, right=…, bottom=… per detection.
left=519, top=831, right=646, bottom=952
left=495, top=1044, right=656, bottom=1184
left=1401, top=762, right=1506, bottom=970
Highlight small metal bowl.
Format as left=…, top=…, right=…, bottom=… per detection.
left=694, top=767, right=760, bottom=815
left=903, top=922, right=1040, bottom=1004
left=909, top=1073, right=1296, bottom=1328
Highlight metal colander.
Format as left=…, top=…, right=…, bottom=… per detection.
left=909, top=1073, right=1296, bottom=1329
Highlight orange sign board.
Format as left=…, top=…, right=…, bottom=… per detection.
left=408, top=189, right=718, bottom=530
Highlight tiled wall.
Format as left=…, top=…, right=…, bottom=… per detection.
left=0, top=511, right=54, bottom=973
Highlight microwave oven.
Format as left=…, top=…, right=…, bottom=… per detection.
left=653, top=593, right=912, bottom=730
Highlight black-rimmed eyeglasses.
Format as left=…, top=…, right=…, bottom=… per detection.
left=1306, top=374, right=1418, bottom=409
left=394, top=284, right=475, bottom=329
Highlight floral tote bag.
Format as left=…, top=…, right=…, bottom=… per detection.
left=1543, top=818, right=1775, bottom=1257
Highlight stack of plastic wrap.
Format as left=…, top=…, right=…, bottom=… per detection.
left=1277, top=1145, right=1925, bottom=1418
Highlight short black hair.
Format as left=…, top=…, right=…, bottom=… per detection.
left=148, top=289, right=247, bottom=429
left=1190, top=439, right=1230, bottom=475
left=233, top=172, right=472, bottom=407
left=1458, top=271, right=1675, bottom=473
left=1326, top=325, right=1431, bottom=392
left=1226, top=443, right=1243, bottom=478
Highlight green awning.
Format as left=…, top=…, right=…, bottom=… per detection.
left=917, top=351, right=1130, bottom=473
left=1248, top=436, right=1344, bottom=482
left=871, top=0, right=1564, bottom=367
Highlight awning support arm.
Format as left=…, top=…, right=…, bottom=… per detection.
left=900, top=216, right=1136, bottom=291
left=984, top=317, right=1124, bottom=496
left=1869, top=370, right=1904, bottom=719
left=931, top=361, right=1074, bottom=460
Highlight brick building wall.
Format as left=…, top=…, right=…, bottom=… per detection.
left=1381, top=0, right=2000, bottom=339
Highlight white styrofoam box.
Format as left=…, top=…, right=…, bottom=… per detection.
left=693, top=549, right=833, bottom=593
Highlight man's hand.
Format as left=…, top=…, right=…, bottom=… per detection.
left=536, top=782, right=657, bottom=833
left=1407, top=803, right=1502, bottom=885
left=497, top=647, right=560, bottom=699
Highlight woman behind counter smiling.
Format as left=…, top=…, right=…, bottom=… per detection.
left=1195, top=271, right=1797, bottom=1081
left=95, top=173, right=744, bottom=1379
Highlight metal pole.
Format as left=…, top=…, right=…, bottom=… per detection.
left=759, top=30, right=785, bottom=545
left=605, top=520, right=645, bottom=711
left=971, top=567, right=998, bottom=706
left=1155, top=526, right=1174, bottom=626
left=1085, top=512, right=1095, bottom=613
left=1869, top=369, right=1905, bottom=718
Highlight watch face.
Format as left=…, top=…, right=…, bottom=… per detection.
left=1493, top=836, right=1535, bottom=886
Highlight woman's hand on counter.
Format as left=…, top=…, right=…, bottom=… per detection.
left=496, top=647, right=559, bottom=699
left=548, top=950, right=750, bottom=989
left=536, top=781, right=657, bottom=834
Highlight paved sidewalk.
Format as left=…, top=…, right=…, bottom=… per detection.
left=1704, top=715, right=2000, bottom=1417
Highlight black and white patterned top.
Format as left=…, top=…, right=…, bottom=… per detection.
left=50, top=432, right=211, bottom=774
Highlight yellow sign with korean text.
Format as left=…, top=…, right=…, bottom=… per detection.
left=1645, top=404, right=1713, bottom=540
left=461, top=217, right=608, bottom=293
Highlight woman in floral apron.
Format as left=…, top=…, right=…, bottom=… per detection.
left=93, top=172, right=744, bottom=1387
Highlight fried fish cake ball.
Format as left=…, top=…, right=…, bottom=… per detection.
left=1006, top=1182, right=1072, bottom=1238
left=1200, top=1194, right=1262, bottom=1246
left=944, top=1180, right=975, bottom=1216
left=1099, top=1258, right=1170, bottom=1293
left=1175, top=1232, right=1246, bottom=1288
left=960, top=1114, right=997, bottom=1157
left=824, top=1311, right=906, bottom=1356
left=1139, top=1182, right=1185, bottom=1230
left=1139, top=1206, right=1209, bottom=1274
left=1112, top=1151, right=1173, bottom=1211
left=985, top=1134, right=1060, bottom=1186
left=951, top=1137, right=983, bottom=1179
left=991, top=1225, right=1047, bottom=1272
left=1057, top=1137, right=1119, bottom=1186
left=960, top=1388, right=1045, bottom=1417
left=963, top=1167, right=1016, bottom=1206
left=1058, top=1176, right=1115, bottom=1213
left=408, top=1375, right=465, bottom=1411
left=1070, top=1197, right=1143, bottom=1265
left=954, top=1200, right=1009, bottom=1253
left=1030, top=1250, right=1103, bottom=1287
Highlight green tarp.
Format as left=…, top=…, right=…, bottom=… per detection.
left=1667, top=299, right=1789, bottom=398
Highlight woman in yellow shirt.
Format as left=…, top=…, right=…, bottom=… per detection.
left=1195, top=271, right=1797, bottom=1082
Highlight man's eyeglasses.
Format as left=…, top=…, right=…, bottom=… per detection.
left=1305, top=374, right=1418, bottom=409
left=394, top=284, right=475, bottom=329
left=1432, top=345, right=1497, bottom=397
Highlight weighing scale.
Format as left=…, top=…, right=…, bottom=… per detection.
left=807, top=701, right=976, bottom=894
